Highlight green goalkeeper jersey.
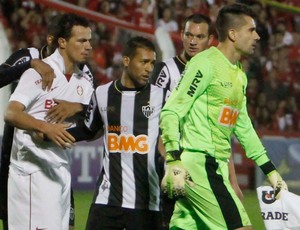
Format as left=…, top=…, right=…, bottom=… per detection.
left=160, top=46, right=270, bottom=166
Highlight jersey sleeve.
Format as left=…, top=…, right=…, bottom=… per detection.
left=0, top=62, right=31, bottom=88
left=0, top=48, right=33, bottom=88
left=150, top=62, right=171, bottom=91
left=9, top=68, right=43, bottom=108
left=84, top=91, right=104, bottom=135
left=160, top=56, right=213, bottom=152
left=233, top=95, right=271, bottom=166
left=68, top=91, right=103, bottom=142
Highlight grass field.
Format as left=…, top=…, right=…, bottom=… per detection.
left=1, top=189, right=265, bottom=230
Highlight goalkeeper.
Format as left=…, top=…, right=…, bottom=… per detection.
left=160, top=3, right=287, bottom=230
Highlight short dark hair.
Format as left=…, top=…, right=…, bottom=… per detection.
left=47, top=14, right=62, bottom=37
left=122, top=36, right=156, bottom=58
left=182, top=14, right=213, bottom=35
left=216, top=3, right=256, bottom=42
left=55, top=13, right=90, bottom=41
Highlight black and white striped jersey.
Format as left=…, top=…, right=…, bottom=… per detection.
left=84, top=80, right=168, bottom=211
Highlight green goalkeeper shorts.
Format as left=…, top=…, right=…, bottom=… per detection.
left=169, top=150, right=251, bottom=230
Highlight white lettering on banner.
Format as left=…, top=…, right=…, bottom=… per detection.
left=74, top=146, right=103, bottom=183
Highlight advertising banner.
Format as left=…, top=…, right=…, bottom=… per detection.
left=0, top=136, right=104, bottom=190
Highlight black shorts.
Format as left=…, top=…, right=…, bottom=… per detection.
left=86, top=204, right=164, bottom=230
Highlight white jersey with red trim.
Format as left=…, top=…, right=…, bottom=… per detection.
left=9, top=49, right=94, bottom=174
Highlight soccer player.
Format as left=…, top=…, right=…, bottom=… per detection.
left=150, top=13, right=243, bottom=226
left=160, top=3, right=287, bottom=229
left=0, top=14, right=87, bottom=230
left=64, top=36, right=166, bottom=230
left=0, top=17, right=57, bottom=230
left=4, top=13, right=93, bottom=229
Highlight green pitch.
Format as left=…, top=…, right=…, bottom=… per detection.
left=0, top=190, right=265, bottom=230
left=73, top=190, right=265, bottom=229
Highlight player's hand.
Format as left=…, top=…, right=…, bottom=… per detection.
left=31, top=59, right=55, bottom=91
left=267, top=170, right=288, bottom=199
left=31, top=131, right=44, bottom=142
left=45, top=99, right=83, bottom=124
left=42, top=122, right=75, bottom=149
left=161, top=151, right=193, bottom=199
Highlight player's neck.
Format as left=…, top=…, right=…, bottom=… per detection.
left=217, top=43, right=241, bottom=65
left=179, top=52, right=189, bottom=64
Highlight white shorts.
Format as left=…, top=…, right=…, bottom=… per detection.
left=8, top=165, right=71, bottom=230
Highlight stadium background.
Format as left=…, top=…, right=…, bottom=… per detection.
left=0, top=0, right=300, bottom=229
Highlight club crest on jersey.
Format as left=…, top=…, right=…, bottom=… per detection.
left=142, top=104, right=154, bottom=118
left=77, top=86, right=83, bottom=96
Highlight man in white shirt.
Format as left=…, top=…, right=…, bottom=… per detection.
left=4, top=13, right=93, bottom=230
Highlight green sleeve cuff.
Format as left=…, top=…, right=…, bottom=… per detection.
left=164, top=141, right=179, bottom=153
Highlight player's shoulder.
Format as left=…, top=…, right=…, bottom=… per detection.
left=153, top=57, right=176, bottom=70
left=79, top=64, right=94, bottom=86
left=189, top=47, right=217, bottom=67
left=163, top=56, right=177, bottom=66
left=236, top=61, right=245, bottom=72
left=95, top=81, right=113, bottom=93
left=18, top=68, right=41, bottom=84
left=80, top=64, right=93, bottom=78
left=150, top=57, right=179, bottom=87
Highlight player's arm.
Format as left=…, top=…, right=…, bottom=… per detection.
left=160, top=57, right=212, bottom=199
left=234, top=96, right=287, bottom=198
left=0, top=62, right=31, bottom=88
left=67, top=91, right=103, bottom=142
left=45, top=99, right=87, bottom=124
left=150, top=62, right=171, bottom=90
left=228, top=156, right=244, bottom=201
left=30, top=59, right=55, bottom=91
left=0, top=47, right=55, bottom=90
left=4, top=101, right=74, bottom=148
left=160, top=56, right=212, bottom=152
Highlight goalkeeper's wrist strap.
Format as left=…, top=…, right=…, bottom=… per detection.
left=166, top=150, right=182, bottom=163
left=260, top=161, right=277, bottom=175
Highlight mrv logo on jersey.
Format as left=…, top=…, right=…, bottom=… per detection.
left=187, top=70, right=203, bottom=97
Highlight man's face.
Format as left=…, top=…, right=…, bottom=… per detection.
left=182, top=21, right=212, bottom=59
left=124, top=47, right=156, bottom=88
left=234, top=16, right=260, bottom=56
left=64, top=25, right=92, bottom=64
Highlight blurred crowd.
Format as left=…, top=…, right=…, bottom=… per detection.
left=0, top=0, right=300, bottom=132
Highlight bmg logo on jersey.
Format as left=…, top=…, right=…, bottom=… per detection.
left=218, top=106, right=239, bottom=127
left=44, top=99, right=58, bottom=109
left=108, top=133, right=149, bottom=154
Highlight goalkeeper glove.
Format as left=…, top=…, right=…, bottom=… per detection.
left=161, top=150, right=190, bottom=199
left=267, top=170, right=288, bottom=199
